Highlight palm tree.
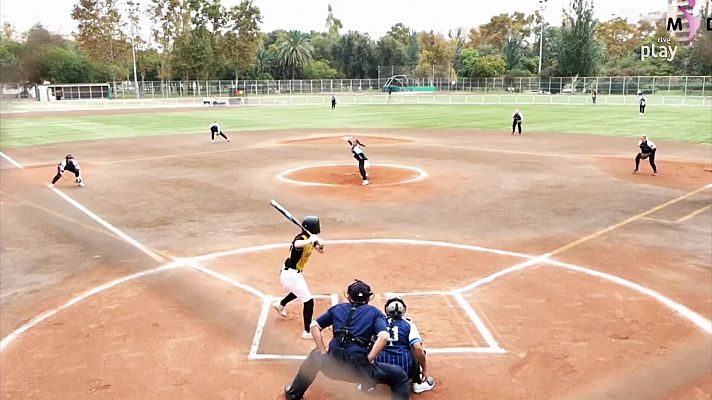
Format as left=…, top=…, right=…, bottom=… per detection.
left=252, top=48, right=273, bottom=78
left=278, top=30, right=313, bottom=80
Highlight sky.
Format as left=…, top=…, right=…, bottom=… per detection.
left=0, top=0, right=669, bottom=40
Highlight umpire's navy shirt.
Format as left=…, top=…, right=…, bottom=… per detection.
left=316, top=303, right=388, bottom=356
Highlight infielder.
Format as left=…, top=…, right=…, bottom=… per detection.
left=345, top=136, right=369, bottom=185
left=639, top=95, right=647, bottom=115
left=272, top=216, right=324, bottom=339
left=331, top=95, right=337, bottom=110
left=633, top=135, right=658, bottom=176
left=376, top=297, right=435, bottom=394
left=49, top=154, right=84, bottom=188
left=209, top=121, right=230, bottom=143
left=512, top=109, right=523, bottom=135
left=283, top=280, right=410, bottom=400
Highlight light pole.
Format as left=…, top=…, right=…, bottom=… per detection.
left=128, top=1, right=140, bottom=99
left=538, top=0, right=548, bottom=75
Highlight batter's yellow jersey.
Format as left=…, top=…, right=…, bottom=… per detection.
left=284, top=233, right=314, bottom=272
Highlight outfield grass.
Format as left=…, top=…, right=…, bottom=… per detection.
left=1, top=104, right=710, bottom=148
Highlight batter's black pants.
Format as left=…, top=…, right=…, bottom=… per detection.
left=512, top=120, right=522, bottom=134
left=635, top=149, right=657, bottom=173
left=211, top=129, right=229, bottom=141
left=51, top=164, right=80, bottom=184
left=285, top=349, right=410, bottom=400
left=354, top=154, right=368, bottom=181
left=639, top=104, right=646, bottom=114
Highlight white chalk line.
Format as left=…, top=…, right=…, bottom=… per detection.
left=544, top=259, right=712, bottom=335
left=277, top=163, right=428, bottom=187
left=456, top=255, right=551, bottom=293
left=178, top=258, right=267, bottom=300
left=50, top=187, right=166, bottom=263
left=250, top=294, right=340, bottom=360
left=0, top=262, right=181, bottom=351
left=451, top=291, right=504, bottom=351
left=3, top=238, right=710, bottom=360
left=0, top=151, right=24, bottom=169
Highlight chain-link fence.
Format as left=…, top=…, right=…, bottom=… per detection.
left=3, top=76, right=709, bottom=100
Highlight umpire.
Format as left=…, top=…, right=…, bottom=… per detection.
left=284, top=280, right=410, bottom=400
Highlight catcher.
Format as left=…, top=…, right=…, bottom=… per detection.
left=272, top=216, right=324, bottom=339
left=49, top=154, right=84, bottom=188
left=633, top=135, right=658, bottom=176
left=344, top=136, right=369, bottom=186
left=364, top=297, right=435, bottom=394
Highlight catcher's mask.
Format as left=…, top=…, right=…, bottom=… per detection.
left=384, top=297, right=407, bottom=318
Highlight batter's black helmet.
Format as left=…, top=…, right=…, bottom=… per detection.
left=384, top=297, right=407, bottom=318
left=302, top=216, right=320, bottom=234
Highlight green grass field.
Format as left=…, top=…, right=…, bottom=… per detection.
left=1, top=104, right=710, bottom=148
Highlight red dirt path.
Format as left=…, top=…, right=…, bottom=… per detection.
left=1, top=128, right=710, bottom=399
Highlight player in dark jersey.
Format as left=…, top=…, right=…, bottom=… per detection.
left=512, top=109, right=523, bottom=135
left=283, top=280, right=410, bottom=400
left=272, top=216, right=324, bottom=339
left=344, top=136, right=369, bottom=185
left=633, top=135, right=658, bottom=176
left=209, top=121, right=230, bottom=143
left=639, top=95, right=646, bottom=115
left=375, top=297, right=435, bottom=394
left=49, top=154, right=84, bottom=188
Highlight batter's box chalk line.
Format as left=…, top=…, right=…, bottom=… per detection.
left=250, top=290, right=506, bottom=361
left=2, top=238, right=710, bottom=355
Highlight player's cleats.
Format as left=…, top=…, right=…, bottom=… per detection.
left=362, top=180, right=369, bottom=186
left=652, top=172, right=658, bottom=176
left=78, top=182, right=85, bottom=187
left=48, top=183, right=54, bottom=189
left=413, top=377, right=435, bottom=393
left=283, top=384, right=302, bottom=400
left=271, top=302, right=287, bottom=317
left=300, top=331, right=312, bottom=340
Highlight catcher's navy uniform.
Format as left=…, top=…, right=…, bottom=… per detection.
left=284, top=281, right=410, bottom=400
left=377, top=317, right=423, bottom=382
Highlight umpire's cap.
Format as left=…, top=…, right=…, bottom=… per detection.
left=347, top=280, right=373, bottom=304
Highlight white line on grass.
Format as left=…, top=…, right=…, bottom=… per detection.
left=0, top=151, right=24, bottom=169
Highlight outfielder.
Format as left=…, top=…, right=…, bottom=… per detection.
left=272, top=216, right=324, bottom=339
left=633, top=135, right=658, bottom=176
left=283, top=280, right=410, bottom=400
left=512, top=109, right=523, bottom=135
left=639, top=95, right=647, bottom=115
left=375, top=297, right=435, bottom=394
left=344, top=136, right=369, bottom=186
left=209, top=121, right=230, bottom=143
left=49, top=154, right=84, bottom=188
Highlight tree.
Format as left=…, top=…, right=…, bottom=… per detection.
left=172, top=28, right=214, bottom=79
left=596, top=17, right=639, bottom=58
left=224, top=0, right=263, bottom=80
left=45, top=47, right=91, bottom=83
left=0, top=37, right=24, bottom=82
left=249, top=48, right=273, bottom=79
left=503, top=34, right=525, bottom=71
left=375, top=36, right=407, bottom=67
left=386, top=23, right=410, bottom=46
left=278, top=30, right=313, bottom=80
left=406, top=30, right=419, bottom=66
left=325, top=4, right=342, bottom=37
left=558, top=0, right=603, bottom=76
left=330, top=31, right=375, bottom=79
left=302, top=59, right=339, bottom=79
left=458, top=48, right=506, bottom=78
left=468, top=12, right=535, bottom=49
